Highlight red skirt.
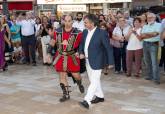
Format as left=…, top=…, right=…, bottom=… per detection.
left=54, top=52, right=80, bottom=72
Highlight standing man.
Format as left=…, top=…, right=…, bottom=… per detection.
left=141, top=13, right=161, bottom=84
left=17, top=12, right=36, bottom=66
left=79, top=14, right=114, bottom=109
left=72, top=12, right=85, bottom=32
left=49, top=15, right=84, bottom=102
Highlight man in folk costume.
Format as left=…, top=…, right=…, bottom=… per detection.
left=49, top=15, right=84, bottom=102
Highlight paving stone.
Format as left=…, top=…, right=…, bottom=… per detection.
left=0, top=64, right=165, bottom=114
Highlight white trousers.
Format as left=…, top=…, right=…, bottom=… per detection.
left=84, top=59, right=104, bottom=105
left=41, top=35, right=50, bottom=63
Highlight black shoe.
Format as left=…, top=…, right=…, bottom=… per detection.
left=59, top=83, right=70, bottom=102
left=2, top=67, right=7, bottom=71
left=91, top=96, right=104, bottom=104
left=26, top=62, right=30, bottom=65
left=76, top=80, right=85, bottom=93
left=154, top=81, right=160, bottom=85
left=145, top=77, right=152, bottom=80
left=79, top=100, right=89, bottom=109
left=104, top=72, right=108, bottom=75
left=32, top=62, right=37, bottom=66
left=43, top=63, right=47, bottom=65
left=47, top=63, right=52, bottom=66
left=59, top=95, right=70, bottom=102
left=159, top=63, right=163, bottom=67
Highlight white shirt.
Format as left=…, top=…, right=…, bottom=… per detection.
left=84, top=27, right=97, bottom=58
left=127, top=28, right=143, bottom=50
left=72, top=20, right=85, bottom=31
left=112, top=25, right=130, bottom=48
left=35, top=24, right=41, bottom=37
left=126, top=17, right=133, bottom=26
left=14, top=46, right=22, bottom=53
left=17, top=19, right=35, bottom=36
left=53, top=21, right=60, bottom=29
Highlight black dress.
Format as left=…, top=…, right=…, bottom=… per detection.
left=4, top=25, right=14, bottom=66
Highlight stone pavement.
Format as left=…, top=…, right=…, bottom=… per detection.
left=0, top=64, right=165, bottom=114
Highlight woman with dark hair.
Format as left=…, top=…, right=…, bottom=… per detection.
left=35, top=16, right=42, bottom=60
left=99, top=22, right=114, bottom=75
left=99, top=14, right=106, bottom=23
left=1, top=15, right=13, bottom=69
left=140, top=13, right=147, bottom=27
left=39, top=16, right=51, bottom=65
left=126, top=17, right=143, bottom=77
left=0, top=22, right=11, bottom=71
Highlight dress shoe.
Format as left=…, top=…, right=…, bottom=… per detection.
left=145, top=77, right=153, bottom=80
left=79, top=100, right=89, bottom=109
left=134, top=74, right=140, bottom=78
left=91, top=96, right=104, bottom=104
left=154, top=81, right=160, bottom=85
left=126, top=73, right=131, bottom=77
left=26, top=62, right=30, bottom=65
left=43, top=63, right=47, bottom=65
left=104, top=72, right=108, bottom=75
left=32, top=62, right=37, bottom=66
left=114, top=71, right=120, bottom=74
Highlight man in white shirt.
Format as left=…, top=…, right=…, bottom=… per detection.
left=72, top=12, right=85, bottom=31
left=124, top=11, right=133, bottom=26
left=17, top=12, right=36, bottom=66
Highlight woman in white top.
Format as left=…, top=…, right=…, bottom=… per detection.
left=35, top=17, right=42, bottom=60
left=112, top=17, right=131, bottom=74
left=126, top=17, right=143, bottom=77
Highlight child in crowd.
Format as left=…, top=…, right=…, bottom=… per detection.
left=13, top=43, right=23, bottom=64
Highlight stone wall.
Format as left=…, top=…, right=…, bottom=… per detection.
left=132, top=0, right=162, bottom=8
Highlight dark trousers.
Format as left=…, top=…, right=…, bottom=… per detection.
left=159, top=44, right=165, bottom=70
left=113, top=45, right=127, bottom=72
left=22, top=34, right=36, bottom=63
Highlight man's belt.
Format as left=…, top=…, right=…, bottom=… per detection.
left=53, top=50, right=78, bottom=71
left=144, top=41, right=159, bottom=45
left=59, top=50, right=75, bottom=56
left=22, top=34, right=35, bottom=38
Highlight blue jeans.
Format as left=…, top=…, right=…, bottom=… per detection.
left=143, top=41, right=160, bottom=81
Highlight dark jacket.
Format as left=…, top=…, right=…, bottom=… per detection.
left=79, top=27, right=114, bottom=70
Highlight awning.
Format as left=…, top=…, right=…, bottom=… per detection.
left=8, top=2, right=33, bottom=10
left=37, top=0, right=132, bottom=4
left=57, top=5, right=87, bottom=12
left=0, top=0, right=33, bottom=1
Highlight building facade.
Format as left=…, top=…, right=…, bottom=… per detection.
left=132, top=0, right=163, bottom=8
left=0, top=0, right=34, bottom=15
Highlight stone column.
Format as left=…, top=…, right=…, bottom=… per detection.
left=103, top=3, right=108, bottom=15
left=123, top=2, right=128, bottom=9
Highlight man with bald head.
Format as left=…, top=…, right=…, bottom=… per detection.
left=141, top=13, right=161, bottom=84
left=49, top=15, right=84, bottom=102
